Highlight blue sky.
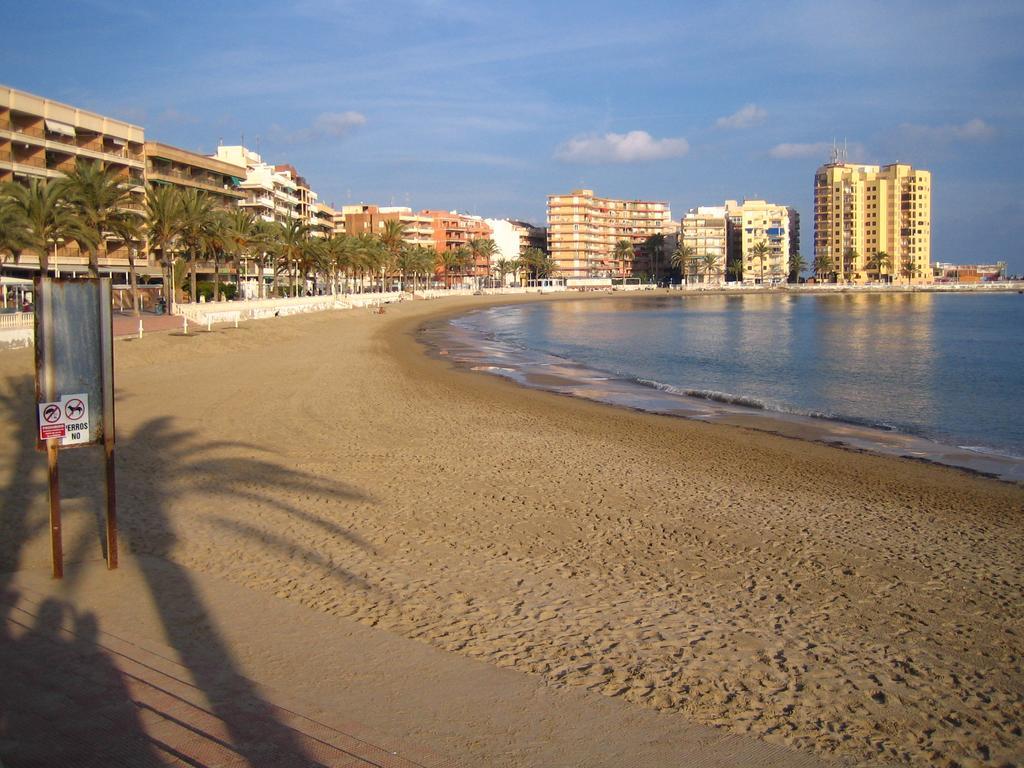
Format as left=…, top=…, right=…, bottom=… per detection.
left=4, top=1, right=1023, bottom=270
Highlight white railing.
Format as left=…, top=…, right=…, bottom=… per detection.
left=0, top=312, right=33, bottom=329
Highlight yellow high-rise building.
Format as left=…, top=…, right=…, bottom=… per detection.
left=813, top=161, right=931, bottom=284
left=547, top=189, right=673, bottom=278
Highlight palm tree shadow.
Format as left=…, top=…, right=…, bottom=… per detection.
left=1, top=373, right=384, bottom=765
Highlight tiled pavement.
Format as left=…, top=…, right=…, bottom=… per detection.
left=111, top=312, right=188, bottom=339
left=0, top=584, right=445, bottom=768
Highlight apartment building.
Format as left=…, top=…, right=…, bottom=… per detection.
left=813, top=160, right=931, bottom=283
left=0, top=85, right=146, bottom=274
left=310, top=202, right=337, bottom=239
left=724, top=199, right=800, bottom=285
left=680, top=207, right=728, bottom=284
left=547, top=189, right=673, bottom=279
left=145, top=141, right=245, bottom=209
left=336, top=204, right=434, bottom=248
left=418, top=210, right=492, bottom=277
left=274, top=164, right=321, bottom=234
left=484, top=218, right=546, bottom=283
left=213, top=146, right=303, bottom=225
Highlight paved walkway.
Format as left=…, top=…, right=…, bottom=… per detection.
left=112, top=312, right=186, bottom=339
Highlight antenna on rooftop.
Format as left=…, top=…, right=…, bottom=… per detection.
left=829, top=138, right=847, bottom=165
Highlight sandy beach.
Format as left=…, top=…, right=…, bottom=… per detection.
left=1, top=293, right=1022, bottom=767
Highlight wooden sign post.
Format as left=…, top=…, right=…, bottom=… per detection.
left=34, top=277, right=117, bottom=579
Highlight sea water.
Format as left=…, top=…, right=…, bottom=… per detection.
left=441, top=292, right=1024, bottom=479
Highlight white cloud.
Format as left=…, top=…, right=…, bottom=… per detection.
left=310, top=111, right=367, bottom=137
left=555, top=131, right=689, bottom=163
left=715, top=103, right=767, bottom=129
left=279, top=111, right=367, bottom=143
left=899, top=118, right=995, bottom=142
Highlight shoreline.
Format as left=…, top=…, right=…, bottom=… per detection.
left=418, top=299, right=1024, bottom=484
left=2, top=293, right=1022, bottom=767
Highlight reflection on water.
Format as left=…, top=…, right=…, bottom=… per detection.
left=439, top=293, right=1024, bottom=479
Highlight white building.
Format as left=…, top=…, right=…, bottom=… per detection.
left=484, top=218, right=546, bottom=285
left=213, top=146, right=304, bottom=225
left=680, top=206, right=728, bottom=284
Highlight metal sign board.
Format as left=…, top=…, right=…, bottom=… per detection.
left=34, top=279, right=114, bottom=451
left=33, top=277, right=118, bottom=578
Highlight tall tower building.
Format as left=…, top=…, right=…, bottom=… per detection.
left=547, top=189, right=673, bottom=279
left=813, top=160, right=931, bottom=283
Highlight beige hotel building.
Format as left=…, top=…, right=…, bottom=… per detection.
left=547, top=188, right=674, bottom=279
left=1, top=85, right=146, bottom=275
left=813, top=161, right=931, bottom=283
left=726, top=199, right=800, bottom=286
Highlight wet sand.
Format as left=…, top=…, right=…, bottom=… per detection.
left=1, top=293, right=1022, bottom=767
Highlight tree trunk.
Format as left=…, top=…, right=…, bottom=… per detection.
left=163, top=257, right=175, bottom=315
left=189, top=258, right=198, bottom=303
left=128, top=251, right=140, bottom=317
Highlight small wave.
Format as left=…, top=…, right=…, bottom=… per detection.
left=635, top=379, right=770, bottom=410
left=958, top=445, right=1024, bottom=461
left=633, top=377, right=907, bottom=433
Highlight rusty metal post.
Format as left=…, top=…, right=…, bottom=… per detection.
left=46, top=440, right=62, bottom=579
left=99, top=279, right=117, bottom=569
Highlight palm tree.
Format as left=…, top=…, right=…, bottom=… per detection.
left=407, top=245, right=436, bottom=292
left=812, top=253, right=833, bottom=283
left=520, top=247, right=554, bottom=282
left=671, top=243, right=695, bottom=284
left=613, top=239, right=634, bottom=279
left=58, top=159, right=140, bottom=278
left=144, top=184, right=183, bottom=312
left=276, top=219, right=311, bottom=296
left=728, top=257, right=743, bottom=284
left=299, top=237, right=327, bottom=295
left=493, top=257, right=522, bottom=289
left=750, top=240, right=770, bottom=286
left=901, top=256, right=915, bottom=286
left=252, top=220, right=280, bottom=298
left=177, top=188, right=216, bottom=302
left=841, top=247, right=859, bottom=283
left=868, top=250, right=892, bottom=284
left=394, top=243, right=415, bottom=292
left=0, top=178, right=94, bottom=276
left=222, top=209, right=258, bottom=299
left=644, top=234, right=666, bottom=281
left=506, top=258, right=523, bottom=287
left=379, top=219, right=408, bottom=289
left=788, top=252, right=807, bottom=284
left=698, top=252, right=721, bottom=284
left=352, top=233, right=384, bottom=291
left=467, top=238, right=497, bottom=288
left=203, top=212, right=230, bottom=301
left=0, top=195, right=30, bottom=266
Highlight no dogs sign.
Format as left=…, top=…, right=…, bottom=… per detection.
left=38, top=392, right=91, bottom=445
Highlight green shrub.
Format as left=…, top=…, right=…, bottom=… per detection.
left=192, top=282, right=238, bottom=301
